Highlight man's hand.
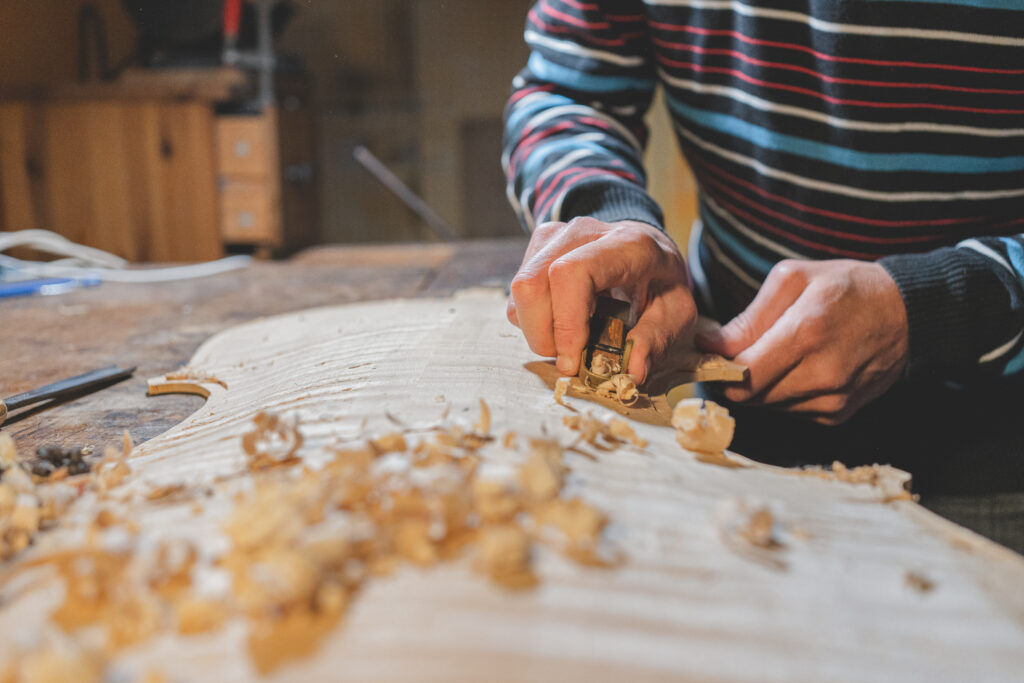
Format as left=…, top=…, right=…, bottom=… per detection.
left=507, top=217, right=696, bottom=383
left=698, top=259, right=909, bottom=425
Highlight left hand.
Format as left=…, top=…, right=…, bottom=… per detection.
left=697, top=259, right=909, bottom=425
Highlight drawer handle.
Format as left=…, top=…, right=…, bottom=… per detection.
left=234, top=140, right=252, bottom=158
left=238, top=211, right=255, bottom=229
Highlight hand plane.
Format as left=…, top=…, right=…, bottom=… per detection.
left=578, top=297, right=633, bottom=389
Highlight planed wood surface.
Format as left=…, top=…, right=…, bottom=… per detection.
left=0, top=240, right=525, bottom=456
left=3, top=289, right=1023, bottom=681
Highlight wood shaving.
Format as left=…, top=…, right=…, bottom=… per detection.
left=801, top=461, right=914, bottom=501
left=0, top=403, right=619, bottom=676
left=242, top=412, right=304, bottom=469
left=164, top=367, right=228, bottom=389
left=905, top=570, right=935, bottom=593
left=474, top=399, right=491, bottom=435
left=589, top=354, right=620, bottom=377
left=715, top=499, right=785, bottom=569
left=562, top=412, right=647, bottom=450
left=595, top=373, right=639, bottom=406
left=553, top=377, right=571, bottom=406
left=671, top=399, right=735, bottom=454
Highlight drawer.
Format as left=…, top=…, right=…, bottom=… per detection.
left=216, top=115, right=273, bottom=177
left=220, top=181, right=278, bottom=243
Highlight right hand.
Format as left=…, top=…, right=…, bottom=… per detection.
left=507, top=216, right=697, bottom=383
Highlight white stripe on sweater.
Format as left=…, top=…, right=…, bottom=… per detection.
left=659, top=72, right=1024, bottom=138
left=526, top=30, right=646, bottom=67
left=704, top=194, right=810, bottom=261
left=675, top=122, right=1024, bottom=202
left=644, top=0, right=1024, bottom=47
left=514, top=103, right=644, bottom=153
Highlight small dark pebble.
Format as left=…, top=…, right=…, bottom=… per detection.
left=31, top=462, right=55, bottom=477
left=68, top=461, right=91, bottom=476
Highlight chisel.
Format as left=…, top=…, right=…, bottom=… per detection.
left=0, top=365, right=135, bottom=425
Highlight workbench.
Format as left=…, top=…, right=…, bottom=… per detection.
left=2, top=238, right=1024, bottom=681
left=0, top=239, right=524, bottom=455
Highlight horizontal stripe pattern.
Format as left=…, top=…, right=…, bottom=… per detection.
left=504, top=0, right=1024, bottom=376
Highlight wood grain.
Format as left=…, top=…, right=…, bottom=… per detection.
left=2, top=289, right=1022, bottom=681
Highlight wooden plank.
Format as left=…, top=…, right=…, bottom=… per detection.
left=159, top=103, right=222, bottom=261
left=1, top=289, right=1021, bottom=679
left=0, top=103, right=35, bottom=231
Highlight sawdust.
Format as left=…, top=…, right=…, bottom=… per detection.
left=0, top=397, right=619, bottom=677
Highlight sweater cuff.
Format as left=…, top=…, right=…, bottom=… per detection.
left=557, top=177, right=665, bottom=231
left=879, top=248, right=984, bottom=377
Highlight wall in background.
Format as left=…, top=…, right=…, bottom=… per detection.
left=0, top=0, right=138, bottom=89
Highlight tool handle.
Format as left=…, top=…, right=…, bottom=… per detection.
left=3, top=365, right=135, bottom=412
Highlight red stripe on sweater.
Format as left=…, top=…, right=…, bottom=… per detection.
left=701, top=174, right=943, bottom=246
left=539, top=0, right=609, bottom=29
left=528, top=11, right=646, bottom=47
left=652, top=37, right=1024, bottom=95
left=535, top=167, right=637, bottom=217
left=688, top=154, right=983, bottom=229
left=658, top=57, right=1024, bottom=114
left=648, top=21, right=1024, bottom=76
left=705, top=190, right=884, bottom=259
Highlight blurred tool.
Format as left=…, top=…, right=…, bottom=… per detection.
left=354, top=145, right=458, bottom=243
left=0, top=276, right=102, bottom=300
left=1, top=366, right=135, bottom=426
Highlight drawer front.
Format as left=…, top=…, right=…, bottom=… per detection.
left=216, top=116, right=273, bottom=178
left=220, top=182, right=277, bottom=243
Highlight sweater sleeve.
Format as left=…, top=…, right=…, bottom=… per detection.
left=502, top=0, right=664, bottom=232
left=880, top=233, right=1024, bottom=379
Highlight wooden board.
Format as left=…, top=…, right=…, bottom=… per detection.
left=2, top=289, right=1024, bottom=681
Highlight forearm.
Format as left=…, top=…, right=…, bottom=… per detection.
left=503, top=0, right=664, bottom=231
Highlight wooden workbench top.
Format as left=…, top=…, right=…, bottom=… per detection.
left=0, top=238, right=526, bottom=456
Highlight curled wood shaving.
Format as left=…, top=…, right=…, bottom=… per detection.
left=164, top=367, right=227, bottom=389
left=589, top=354, right=620, bottom=377
left=671, top=399, right=735, bottom=454
left=562, top=412, right=647, bottom=450
left=242, top=413, right=304, bottom=469
left=595, top=374, right=639, bottom=406
left=2, top=407, right=617, bottom=676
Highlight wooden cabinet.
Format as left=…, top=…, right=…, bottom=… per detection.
left=0, top=71, right=316, bottom=262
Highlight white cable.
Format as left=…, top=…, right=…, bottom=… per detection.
left=0, top=229, right=252, bottom=283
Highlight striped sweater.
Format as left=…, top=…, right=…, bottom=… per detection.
left=502, top=0, right=1024, bottom=380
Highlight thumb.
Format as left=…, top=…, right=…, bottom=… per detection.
left=697, top=261, right=808, bottom=358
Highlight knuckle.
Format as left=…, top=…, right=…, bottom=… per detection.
left=534, top=221, right=564, bottom=240
left=770, top=259, right=807, bottom=286
left=546, top=257, right=581, bottom=286
left=510, top=272, right=545, bottom=301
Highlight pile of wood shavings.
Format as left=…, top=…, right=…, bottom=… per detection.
left=1, top=401, right=618, bottom=678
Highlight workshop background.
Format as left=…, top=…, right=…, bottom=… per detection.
left=0, top=0, right=698, bottom=260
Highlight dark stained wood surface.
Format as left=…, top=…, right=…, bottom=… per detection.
left=0, top=238, right=526, bottom=456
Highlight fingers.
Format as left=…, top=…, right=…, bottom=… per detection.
left=506, top=298, right=519, bottom=327
left=627, top=286, right=696, bottom=383
left=547, top=255, right=595, bottom=375
left=698, top=260, right=809, bottom=358
left=509, top=219, right=606, bottom=358
left=723, top=302, right=809, bottom=402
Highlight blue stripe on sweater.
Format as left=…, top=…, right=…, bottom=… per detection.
left=865, top=0, right=1024, bottom=9
left=528, top=53, right=655, bottom=93
left=665, top=96, right=1024, bottom=174
left=999, top=237, right=1024, bottom=376
left=701, top=203, right=775, bottom=277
